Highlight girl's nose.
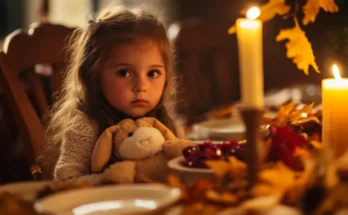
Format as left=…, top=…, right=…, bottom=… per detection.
left=133, top=76, right=147, bottom=93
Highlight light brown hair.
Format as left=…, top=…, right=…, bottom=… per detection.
left=46, top=6, right=181, bottom=146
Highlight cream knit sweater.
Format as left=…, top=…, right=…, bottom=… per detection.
left=54, top=112, right=103, bottom=185
left=52, top=111, right=184, bottom=185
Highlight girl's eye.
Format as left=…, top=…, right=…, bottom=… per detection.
left=147, top=69, right=161, bottom=78
left=116, top=69, right=130, bottom=77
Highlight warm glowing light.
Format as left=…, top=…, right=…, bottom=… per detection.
left=301, top=113, right=308, bottom=118
left=240, top=20, right=260, bottom=28
left=332, top=64, right=342, bottom=80
left=246, top=7, right=261, bottom=20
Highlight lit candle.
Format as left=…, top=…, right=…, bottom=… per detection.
left=236, top=7, right=264, bottom=108
left=322, top=64, right=348, bottom=157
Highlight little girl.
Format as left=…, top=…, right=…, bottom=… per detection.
left=41, top=6, right=183, bottom=184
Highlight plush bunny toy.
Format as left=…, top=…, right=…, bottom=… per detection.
left=92, top=117, right=193, bottom=184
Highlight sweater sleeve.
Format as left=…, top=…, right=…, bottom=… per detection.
left=54, top=113, right=103, bottom=185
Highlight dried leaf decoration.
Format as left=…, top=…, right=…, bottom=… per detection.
left=276, top=19, right=319, bottom=75
left=205, top=160, right=230, bottom=178
left=273, top=102, right=318, bottom=126
left=254, top=0, right=291, bottom=23
left=206, top=156, right=247, bottom=180
left=228, top=0, right=290, bottom=34
left=302, top=0, right=339, bottom=25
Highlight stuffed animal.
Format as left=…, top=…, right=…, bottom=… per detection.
left=92, top=117, right=193, bottom=184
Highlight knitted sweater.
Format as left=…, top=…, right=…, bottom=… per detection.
left=52, top=111, right=184, bottom=184
left=54, top=112, right=103, bottom=185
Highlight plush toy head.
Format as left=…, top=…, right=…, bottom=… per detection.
left=91, top=117, right=177, bottom=173
left=117, top=126, right=165, bottom=160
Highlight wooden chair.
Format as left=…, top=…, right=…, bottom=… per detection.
left=170, top=20, right=240, bottom=123
left=0, top=22, right=75, bottom=172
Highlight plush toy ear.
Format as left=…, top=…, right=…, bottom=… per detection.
left=91, top=124, right=119, bottom=172
left=138, top=117, right=177, bottom=140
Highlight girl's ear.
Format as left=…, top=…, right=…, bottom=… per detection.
left=91, top=124, right=119, bottom=172
left=138, top=117, right=177, bottom=140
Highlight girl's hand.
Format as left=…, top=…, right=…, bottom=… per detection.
left=101, top=161, right=136, bottom=184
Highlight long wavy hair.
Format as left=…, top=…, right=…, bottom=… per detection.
left=46, top=6, right=181, bottom=147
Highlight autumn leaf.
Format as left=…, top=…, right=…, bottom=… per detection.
left=275, top=102, right=299, bottom=126
left=257, top=0, right=291, bottom=23
left=273, top=102, right=320, bottom=126
left=303, top=0, right=339, bottom=26
left=205, top=157, right=247, bottom=179
left=205, top=160, right=230, bottom=178
left=228, top=0, right=290, bottom=34
left=276, top=19, right=319, bottom=75
left=288, top=103, right=314, bottom=123
left=206, top=190, right=239, bottom=204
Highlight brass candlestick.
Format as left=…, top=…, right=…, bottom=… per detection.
left=240, top=108, right=264, bottom=188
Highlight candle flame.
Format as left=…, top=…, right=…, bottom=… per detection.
left=332, top=64, right=342, bottom=80
left=246, top=7, right=260, bottom=20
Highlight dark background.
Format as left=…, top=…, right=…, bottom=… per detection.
left=1, top=0, right=347, bottom=88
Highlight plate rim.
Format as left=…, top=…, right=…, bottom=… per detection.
left=194, top=118, right=245, bottom=132
left=192, top=118, right=246, bottom=140
left=34, top=183, right=181, bottom=214
left=168, top=156, right=214, bottom=174
left=0, top=180, right=51, bottom=193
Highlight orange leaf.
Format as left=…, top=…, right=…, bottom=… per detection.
left=228, top=0, right=290, bottom=34
left=228, top=156, right=247, bottom=179
left=288, top=103, right=314, bottom=123
left=206, top=190, right=239, bottom=204
left=303, top=0, right=339, bottom=25
left=167, top=174, right=188, bottom=199
left=205, top=160, right=230, bottom=178
left=275, top=102, right=299, bottom=126
left=228, top=25, right=236, bottom=34
left=276, top=19, right=319, bottom=75
left=258, top=0, right=291, bottom=23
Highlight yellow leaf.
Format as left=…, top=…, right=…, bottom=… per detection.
left=310, top=140, right=323, bottom=149
left=277, top=102, right=299, bottom=117
left=288, top=103, right=314, bottom=123
left=206, top=190, right=239, bottom=204
left=228, top=0, right=290, bottom=34
left=227, top=25, right=236, bottom=34
left=167, top=174, right=188, bottom=198
left=275, top=102, right=298, bottom=126
left=205, top=160, right=230, bottom=178
left=258, top=0, right=291, bottom=23
left=303, top=0, right=339, bottom=25
left=228, top=156, right=247, bottom=179
left=276, top=19, right=319, bottom=75
left=258, top=163, right=295, bottom=189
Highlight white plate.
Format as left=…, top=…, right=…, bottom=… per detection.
left=0, top=180, right=51, bottom=201
left=34, top=184, right=181, bottom=215
left=168, top=156, right=215, bottom=186
left=192, top=118, right=245, bottom=141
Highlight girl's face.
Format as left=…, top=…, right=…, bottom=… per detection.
left=100, top=39, right=166, bottom=118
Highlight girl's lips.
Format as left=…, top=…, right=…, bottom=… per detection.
left=131, top=99, right=149, bottom=105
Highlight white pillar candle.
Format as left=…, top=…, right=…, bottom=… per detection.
left=236, top=7, right=264, bottom=109
left=322, top=64, right=348, bottom=157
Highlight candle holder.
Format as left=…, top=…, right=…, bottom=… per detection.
left=240, top=107, right=264, bottom=188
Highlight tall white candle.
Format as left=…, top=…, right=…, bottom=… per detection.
left=236, top=7, right=264, bottom=108
left=322, top=64, right=348, bottom=157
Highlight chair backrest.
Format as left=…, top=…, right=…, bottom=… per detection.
left=170, top=20, right=240, bottom=123
left=0, top=22, right=75, bottom=165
